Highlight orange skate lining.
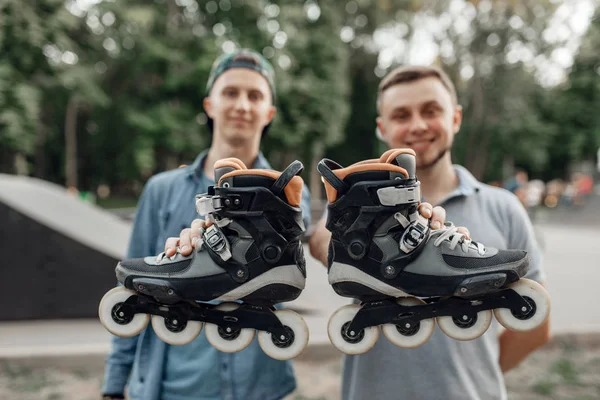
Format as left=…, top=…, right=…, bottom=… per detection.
left=214, top=158, right=248, bottom=170
left=384, top=148, right=416, bottom=164
left=323, top=163, right=409, bottom=203
left=218, top=169, right=304, bottom=207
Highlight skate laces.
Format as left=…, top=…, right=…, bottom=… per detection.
left=430, top=223, right=485, bottom=256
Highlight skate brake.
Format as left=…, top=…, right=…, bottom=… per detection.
left=377, top=184, right=420, bottom=206
left=400, top=214, right=429, bottom=253
left=203, top=225, right=232, bottom=261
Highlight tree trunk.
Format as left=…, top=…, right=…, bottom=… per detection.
left=65, top=96, right=79, bottom=189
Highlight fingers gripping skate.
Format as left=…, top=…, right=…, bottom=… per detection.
left=319, top=149, right=551, bottom=354
left=99, top=158, right=310, bottom=359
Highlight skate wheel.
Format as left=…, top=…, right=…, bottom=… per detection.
left=152, top=314, right=203, bottom=345
left=258, top=309, right=309, bottom=360
left=437, top=309, right=492, bottom=341
left=205, top=303, right=255, bottom=353
left=381, top=297, right=435, bottom=348
left=494, top=279, right=551, bottom=332
left=327, top=304, right=379, bottom=355
left=98, top=286, right=149, bottom=337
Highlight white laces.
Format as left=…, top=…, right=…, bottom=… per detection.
left=155, top=251, right=178, bottom=263
left=430, top=224, right=485, bottom=256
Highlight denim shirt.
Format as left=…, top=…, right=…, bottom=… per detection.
left=102, top=150, right=312, bottom=400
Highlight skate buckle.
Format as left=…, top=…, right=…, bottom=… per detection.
left=400, top=215, right=429, bottom=253
left=203, top=225, right=232, bottom=261
left=377, top=185, right=420, bottom=206
left=195, top=195, right=222, bottom=217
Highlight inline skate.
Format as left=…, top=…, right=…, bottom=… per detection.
left=318, top=148, right=550, bottom=354
left=99, top=158, right=309, bottom=360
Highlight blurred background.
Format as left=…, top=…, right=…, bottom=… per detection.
left=1, top=1, right=600, bottom=399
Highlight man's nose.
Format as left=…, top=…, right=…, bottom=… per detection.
left=409, top=114, right=428, bottom=133
left=235, top=94, right=251, bottom=111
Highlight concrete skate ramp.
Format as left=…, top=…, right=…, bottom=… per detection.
left=0, top=174, right=132, bottom=320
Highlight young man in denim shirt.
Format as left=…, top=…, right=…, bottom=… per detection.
left=101, top=49, right=311, bottom=400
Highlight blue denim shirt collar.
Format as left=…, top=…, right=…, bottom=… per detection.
left=186, top=150, right=272, bottom=181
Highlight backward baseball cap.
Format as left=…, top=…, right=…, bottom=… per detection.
left=205, top=49, right=276, bottom=136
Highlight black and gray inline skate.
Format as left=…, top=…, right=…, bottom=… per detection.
left=99, top=158, right=309, bottom=360
left=318, top=148, right=550, bottom=354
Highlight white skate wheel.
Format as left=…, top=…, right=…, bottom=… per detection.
left=152, top=314, right=203, bottom=345
left=494, top=279, right=551, bottom=332
left=98, top=286, right=149, bottom=338
left=382, top=297, right=435, bottom=348
left=205, top=303, right=255, bottom=353
left=258, top=309, right=309, bottom=360
left=437, top=309, right=492, bottom=341
left=327, top=304, right=379, bottom=355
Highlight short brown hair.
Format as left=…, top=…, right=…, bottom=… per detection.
left=377, top=65, right=458, bottom=111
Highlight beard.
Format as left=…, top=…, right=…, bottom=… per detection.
left=417, top=145, right=451, bottom=170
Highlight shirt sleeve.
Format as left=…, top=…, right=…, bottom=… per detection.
left=299, top=184, right=312, bottom=231
left=101, top=178, right=161, bottom=396
left=505, top=195, right=546, bottom=283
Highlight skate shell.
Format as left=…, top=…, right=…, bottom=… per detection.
left=205, top=303, right=255, bottom=353
left=152, top=315, right=203, bottom=345
left=99, top=286, right=149, bottom=337
left=382, top=297, right=435, bottom=348
left=437, top=309, right=493, bottom=341
left=328, top=304, right=379, bottom=355
left=258, top=309, right=309, bottom=360
left=494, top=279, right=550, bottom=332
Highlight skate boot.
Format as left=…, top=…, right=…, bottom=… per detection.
left=99, top=158, right=309, bottom=360
left=318, top=148, right=550, bottom=354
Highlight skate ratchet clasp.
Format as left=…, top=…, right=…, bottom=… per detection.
left=399, top=214, right=429, bottom=253
left=203, top=225, right=232, bottom=261
left=195, top=195, right=222, bottom=216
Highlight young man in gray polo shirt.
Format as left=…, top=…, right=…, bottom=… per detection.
left=309, top=65, right=551, bottom=400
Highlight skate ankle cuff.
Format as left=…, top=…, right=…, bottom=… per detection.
left=400, top=214, right=429, bottom=253
left=377, top=184, right=420, bottom=206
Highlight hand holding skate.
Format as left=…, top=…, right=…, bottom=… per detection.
left=318, top=148, right=551, bottom=354
left=99, top=158, right=310, bottom=360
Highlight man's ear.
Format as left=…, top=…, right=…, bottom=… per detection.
left=453, top=104, right=463, bottom=135
left=376, top=117, right=386, bottom=141
left=266, top=105, right=277, bottom=124
left=203, top=97, right=213, bottom=118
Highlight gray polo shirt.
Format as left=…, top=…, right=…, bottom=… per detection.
left=341, top=165, right=545, bottom=400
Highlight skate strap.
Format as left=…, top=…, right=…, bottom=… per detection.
left=377, top=185, right=421, bottom=206
left=271, top=160, right=304, bottom=200
left=317, top=158, right=350, bottom=193
left=318, top=158, right=410, bottom=203
left=218, top=166, right=304, bottom=207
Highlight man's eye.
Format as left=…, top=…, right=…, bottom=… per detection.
left=424, top=108, right=439, bottom=116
